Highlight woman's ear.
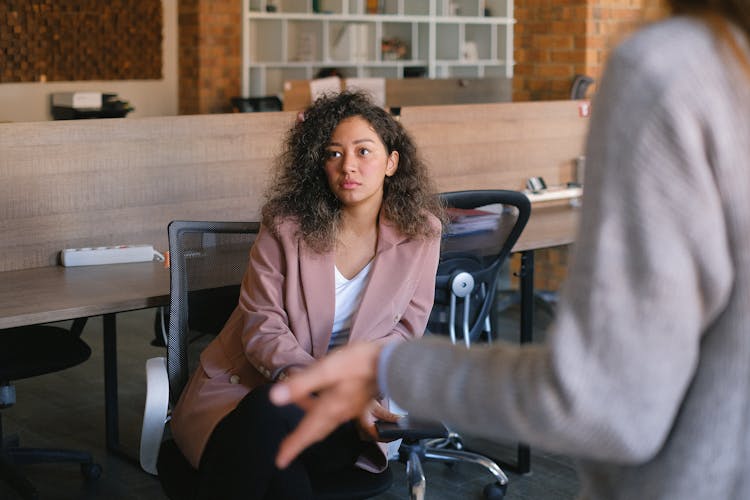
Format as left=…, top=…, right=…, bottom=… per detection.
left=386, top=151, right=399, bottom=177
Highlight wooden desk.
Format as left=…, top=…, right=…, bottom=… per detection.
left=0, top=261, right=170, bottom=464
left=514, top=203, right=579, bottom=253
left=0, top=262, right=169, bottom=330
left=0, top=204, right=579, bottom=328
left=0, top=204, right=580, bottom=467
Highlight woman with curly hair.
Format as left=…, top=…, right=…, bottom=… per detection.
left=170, top=91, right=444, bottom=499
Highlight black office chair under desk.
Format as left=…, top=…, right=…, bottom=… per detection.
left=0, top=318, right=102, bottom=500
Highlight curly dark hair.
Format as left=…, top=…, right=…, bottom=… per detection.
left=262, top=91, right=445, bottom=252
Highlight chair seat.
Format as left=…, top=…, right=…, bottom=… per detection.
left=0, top=326, right=91, bottom=381
left=156, top=438, right=393, bottom=500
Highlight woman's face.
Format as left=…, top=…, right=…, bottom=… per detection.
left=323, top=115, right=399, bottom=212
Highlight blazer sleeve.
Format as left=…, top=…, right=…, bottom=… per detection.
left=238, top=224, right=315, bottom=381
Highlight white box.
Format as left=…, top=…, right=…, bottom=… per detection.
left=52, top=92, right=103, bottom=110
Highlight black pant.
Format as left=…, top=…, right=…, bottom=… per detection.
left=195, top=383, right=366, bottom=500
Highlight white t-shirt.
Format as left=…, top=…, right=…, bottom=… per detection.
left=329, top=261, right=373, bottom=350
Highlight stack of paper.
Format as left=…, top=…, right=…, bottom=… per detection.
left=446, top=207, right=501, bottom=236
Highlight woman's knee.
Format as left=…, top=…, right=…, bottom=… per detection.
left=233, top=383, right=304, bottom=429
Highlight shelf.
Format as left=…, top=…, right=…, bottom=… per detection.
left=247, top=12, right=514, bottom=24
left=242, top=0, right=515, bottom=97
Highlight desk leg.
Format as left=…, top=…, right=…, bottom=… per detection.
left=516, top=250, right=534, bottom=474
left=103, top=313, right=137, bottom=466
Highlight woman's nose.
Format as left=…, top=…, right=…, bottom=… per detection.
left=342, top=154, right=357, bottom=172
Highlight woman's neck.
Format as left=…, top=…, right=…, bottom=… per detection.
left=335, top=207, right=380, bottom=279
left=339, top=204, right=380, bottom=235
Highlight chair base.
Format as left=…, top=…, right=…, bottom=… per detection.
left=1, top=445, right=101, bottom=500
left=397, top=439, right=508, bottom=500
left=0, top=453, right=38, bottom=500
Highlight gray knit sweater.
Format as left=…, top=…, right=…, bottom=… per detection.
left=385, top=17, right=750, bottom=499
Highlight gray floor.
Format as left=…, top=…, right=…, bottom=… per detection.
left=1, top=298, right=579, bottom=499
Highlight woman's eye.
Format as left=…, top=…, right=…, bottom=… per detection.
left=326, top=150, right=342, bottom=159
left=359, top=148, right=371, bottom=156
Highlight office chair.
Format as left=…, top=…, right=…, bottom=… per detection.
left=0, top=318, right=102, bottom=500
left=570, top=74, right=595, bottom=100
left=230, top=96, right=283, bottom=113
left=140, top=220, right=393, bottom=499
left=378, top=190, right=531, bottom=500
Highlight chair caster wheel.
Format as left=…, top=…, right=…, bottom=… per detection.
left=483, top=481, right=507, bottom=500
left=81, top=462, right=103, bottom=480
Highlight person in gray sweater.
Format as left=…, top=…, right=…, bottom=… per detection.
left=271, top=1, right=750, bottom=498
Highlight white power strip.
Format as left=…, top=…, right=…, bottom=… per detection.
left=61, top=244, right=157, bottom=267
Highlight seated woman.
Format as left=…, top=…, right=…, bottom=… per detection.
left=170, top=91, right=445, bottom=499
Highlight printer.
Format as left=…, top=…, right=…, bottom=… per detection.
left=51, top=92, right=134, bottom=120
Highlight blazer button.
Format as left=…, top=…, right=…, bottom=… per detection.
left=229, top=375, right=240, bottom=384
left=393, top=314, right=400, bottom=323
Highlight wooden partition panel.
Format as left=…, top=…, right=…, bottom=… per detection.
left=282, top=77, right=512, bottom=111
left=0, top=100, right=588, bottom=272
left=0, top=113, right=295, bottom=272
left=399, top=100, right=590, bottom=193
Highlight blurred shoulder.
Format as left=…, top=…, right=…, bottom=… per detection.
left=594, top=16, right=731, bottom=127
left=609, top=17, right=718, bottom=86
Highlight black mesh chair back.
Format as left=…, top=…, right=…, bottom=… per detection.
left=152, top=221, right=259, bottom=499
left=430, top=190, right=530, bottom=345
left=166, top=220, right=260, bottom=406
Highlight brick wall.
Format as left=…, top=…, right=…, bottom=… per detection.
left=178, top=0, right=242, bottom=115
left=514, top=0, right=671, bottom=101
left=513, top=1, right=589, bottom=101
left=583, top=1, right=672, bottom=86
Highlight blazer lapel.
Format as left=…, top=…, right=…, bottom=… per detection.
left=349, top=217, right=407, bottom=340
left=299, top=241, right=335, bottom=358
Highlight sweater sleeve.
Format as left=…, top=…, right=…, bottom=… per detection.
left=383, top=41, right=734, bottom=464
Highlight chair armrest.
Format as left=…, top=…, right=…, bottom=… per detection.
left=140, top=356, right=169, bottom=475
left=375, top=417, right=449, bottom=442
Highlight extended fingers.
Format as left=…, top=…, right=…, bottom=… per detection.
left=275, top=402, right=341, bottom=468
left=270, top=358, right=336, bottom=407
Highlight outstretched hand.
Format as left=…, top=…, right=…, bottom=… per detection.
left=269, top=342, right=388, bottom=468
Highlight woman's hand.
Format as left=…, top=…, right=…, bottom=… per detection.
left=356, top=400, right=403, bottom=442
left=269, top=342, right=384, bottom=468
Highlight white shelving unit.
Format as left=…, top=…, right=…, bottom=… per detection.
left=241, top=0, right=514, bottom=97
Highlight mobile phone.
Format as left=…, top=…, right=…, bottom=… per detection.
left=526, top=176, right=547, bottom=193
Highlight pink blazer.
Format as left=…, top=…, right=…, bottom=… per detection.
left=171, top=214, right=442, bottom=470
